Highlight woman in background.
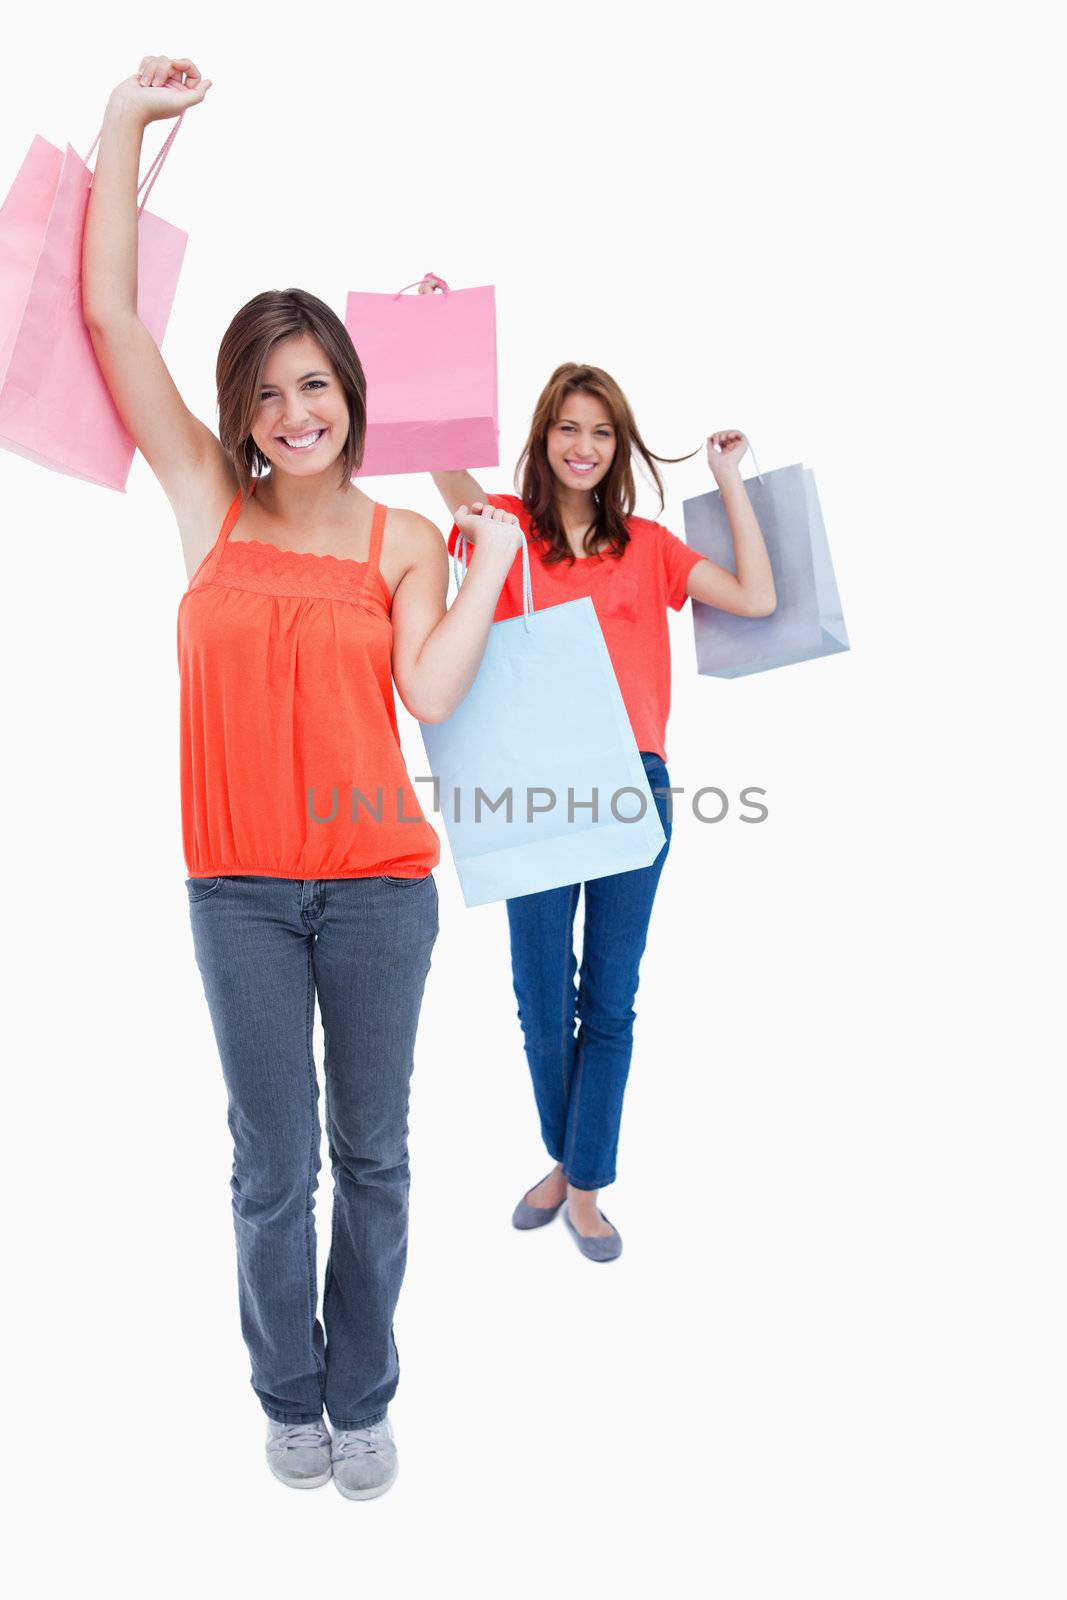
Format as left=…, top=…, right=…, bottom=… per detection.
left=432, top=361, right=775, bottom=1262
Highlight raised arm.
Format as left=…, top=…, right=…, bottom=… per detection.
left=431, top=471, right=489, bottom=521
left=82, top=56, right=232, bottom=539
left=685, top=431, right=777, bottom=616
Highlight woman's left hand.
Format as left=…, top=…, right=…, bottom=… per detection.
left=707, top=429, right=747, bottom=483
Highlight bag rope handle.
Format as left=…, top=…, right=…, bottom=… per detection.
left=453, top=523, right=533, bottom=635
left=393, top=273, right=450, bottom=299
left=82, top=113, right=185, bottom=217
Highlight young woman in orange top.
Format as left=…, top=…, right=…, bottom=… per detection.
left=83, top=56, right=521, bottom=1498
left=433, top=361, right=776, bottom=1262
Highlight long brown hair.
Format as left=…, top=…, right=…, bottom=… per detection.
left=516, top=363, right=698, bottom=564
left=216, top=288, right=368, bottom=495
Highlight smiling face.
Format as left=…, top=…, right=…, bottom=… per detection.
left=249, top=332, right=351, bottom=478
left=545, top=389, right=617, bottom=493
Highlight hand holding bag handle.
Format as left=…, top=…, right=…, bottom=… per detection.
left=453, top=524, right=533, bottom=635
left=396, top=272, right=450, bottom=299
left=711, top=431, right=764, bottom=486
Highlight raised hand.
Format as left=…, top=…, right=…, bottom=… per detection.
left=454, top=502, right=524, bottom=562
left=706, top=429, right=748, bottom=483
left=108, top=55, right=213, bottom=125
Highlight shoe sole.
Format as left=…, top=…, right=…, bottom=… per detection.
left=332, top=1464, right=399, bottom=1501
left=268, top=1461, right=333, bottom=1489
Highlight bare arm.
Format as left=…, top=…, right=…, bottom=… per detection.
left=686, top=432, right=777, bottom=616
left=431, top=471, right=488, bottom=521
left=390, top=505, right=523, bottom=723
left=82, top=56, right=232, bottom=541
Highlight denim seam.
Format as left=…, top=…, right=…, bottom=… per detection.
left=562, top=1031, right=586, bottom=1180
left=558, top=881, right=580, bottom=1105
left=324, top=1089, right=340, bottom=1402
left=303, top=943, right=326, bottom=1403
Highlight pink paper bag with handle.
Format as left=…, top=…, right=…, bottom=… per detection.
left=0, top=119, right=187, bottom=491
left=344, top=273, right=498, bottom=476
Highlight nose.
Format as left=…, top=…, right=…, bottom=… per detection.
left=279, top=394, right=314, bottom=431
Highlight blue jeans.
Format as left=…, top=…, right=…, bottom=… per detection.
left=185, top=872, right=438, bottom=1429
left=505, top=753, right=673, bottom=1191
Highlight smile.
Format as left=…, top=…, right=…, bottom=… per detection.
left=278, top=429, right=326, bottom=452
left=565, top=460, right=598, bottom=475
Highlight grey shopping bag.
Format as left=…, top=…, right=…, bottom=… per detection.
left=684, top=463, right=849, bottom=678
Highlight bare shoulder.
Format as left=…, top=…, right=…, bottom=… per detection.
left=385, top=505, right=445, bottom=544
left=378, top=505, right=446, bottom=599
left=384, top=506, right=446, bottom=565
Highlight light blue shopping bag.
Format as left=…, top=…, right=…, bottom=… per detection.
left=684, top=461, right=849, bottom=678
left=420, top=537, right=667, bottom=908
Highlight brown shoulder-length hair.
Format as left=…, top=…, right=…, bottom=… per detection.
left=516, top=362, right=698, bottom=564
left=216, top=288, right=368, bottom=495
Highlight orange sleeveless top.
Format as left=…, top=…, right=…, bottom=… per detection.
left=176, top=488, right=441, bottom=881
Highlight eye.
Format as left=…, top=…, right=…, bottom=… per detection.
left=304, top=379, right=327, bottom=390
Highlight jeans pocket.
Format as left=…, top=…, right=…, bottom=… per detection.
left=379, top=873, right=425, bottom=887
left=185, top=876, right=224, bottom=902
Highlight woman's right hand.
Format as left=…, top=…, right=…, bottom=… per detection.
left=108, top=56, right=212, bottom=125
left=454, top=502, right=524, bottom=562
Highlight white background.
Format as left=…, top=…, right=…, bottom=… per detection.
left=1, top=2, right=1062, bottom=1595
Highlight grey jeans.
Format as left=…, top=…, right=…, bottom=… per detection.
left=185, top=871, right=439, bottom=1430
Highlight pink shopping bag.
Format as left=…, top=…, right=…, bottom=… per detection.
left=344, top=273, right=498, bottom=476
left=0, top=119, right=187, bottom=491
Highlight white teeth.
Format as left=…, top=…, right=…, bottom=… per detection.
left=283, top=430, right=323, bottom=449
left=567, top=461, right=596, bottom=472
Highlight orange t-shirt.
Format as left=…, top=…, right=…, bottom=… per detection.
left=177, top=490, right=440, bottom=880
left=448, top=494, right=704, bottom=761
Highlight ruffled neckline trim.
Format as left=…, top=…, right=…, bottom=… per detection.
left=220, top=536, right=392, bottom=607
left=227, top=535, right=370, bottom=571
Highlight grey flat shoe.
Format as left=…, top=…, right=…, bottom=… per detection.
left=563, top=1205, right=623, bottom=1262
left=512, top=1170, right=566, bottom=1230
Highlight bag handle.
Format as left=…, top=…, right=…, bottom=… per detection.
left=712, top=435, right=764, bottom=485
left=83, top=113, right=185, bottom=217
left=394, top=272, right=450, bottom=300
left=454, top=526, right=533, bottom=634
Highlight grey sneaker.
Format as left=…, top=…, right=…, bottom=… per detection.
left=265, top=1418, right=333, bottom=1489
left=331, top=1417, right=399, bottom=1501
